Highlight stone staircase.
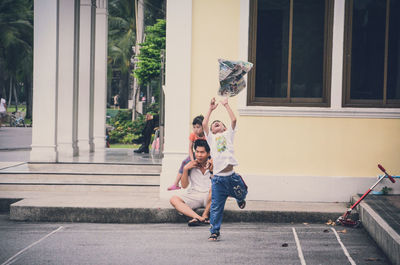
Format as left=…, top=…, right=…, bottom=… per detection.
left=0, top=163, right=161, bottom=212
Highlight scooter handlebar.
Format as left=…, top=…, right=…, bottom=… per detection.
left=378, top=164, right=396, bottom=183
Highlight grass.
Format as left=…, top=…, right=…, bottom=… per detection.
left=109, top=143, right=140, bottom=149
left=106, top=108, right=129, bottom=117
left=7, top=105, right=26, bottom=113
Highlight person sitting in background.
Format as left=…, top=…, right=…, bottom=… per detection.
left=133, top=113, right=159, bottom=154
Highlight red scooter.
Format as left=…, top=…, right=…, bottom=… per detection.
left=336, top=164, right=396, bottom=227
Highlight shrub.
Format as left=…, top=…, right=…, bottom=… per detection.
left=108, top=110, right=147, bottom=144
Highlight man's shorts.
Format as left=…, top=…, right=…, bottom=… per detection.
left=179, top=190, right=209, bottom=209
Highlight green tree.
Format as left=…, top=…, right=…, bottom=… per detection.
left=0, top=0, right=33, bottom=117
left=108, top=0, right=165, bottom=109
left=133, top=19, right=165, bottom=85
left=108, top=0, right=137, bottom=108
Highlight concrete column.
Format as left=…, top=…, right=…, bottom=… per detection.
left=57, top=0, right=80, bottom=160
left=30, top=0, right=59, bottom=162
left=93, top=0, right=108, bottom=150
left=78, top=0, right=96, bottom=153
left=159, top=0, right=192, bottom=199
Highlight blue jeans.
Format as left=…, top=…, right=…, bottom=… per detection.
left=210, top=173, right=248, bottom=234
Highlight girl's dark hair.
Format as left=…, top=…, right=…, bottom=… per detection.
left=192, top=115, right=204, bottom=126
left=194, top=139, right=210, bottom=153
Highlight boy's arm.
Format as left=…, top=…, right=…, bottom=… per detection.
left=221, top=97, right=237, bottom=130
left=203, top=97, right=218, bottom=136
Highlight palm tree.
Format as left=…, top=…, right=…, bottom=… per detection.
left=108, top=0, right=136, bottom=109
left=0, top=0, right=33, bottom=116
left=107, top=0, right=165, bottom=109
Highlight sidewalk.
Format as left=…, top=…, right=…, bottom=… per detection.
left=0, top=162, right=346, bottom=224
left=0, top=127, right=32, bottom=151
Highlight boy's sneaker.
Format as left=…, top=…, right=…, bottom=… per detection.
left=237, top=200, right=246, bottom=209
left=167, top=184, right=181, bottom=191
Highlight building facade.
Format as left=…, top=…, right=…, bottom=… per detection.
left=160, top=0, right=400, bottom=201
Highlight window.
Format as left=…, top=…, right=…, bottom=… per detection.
left=343, top=0, right=400, bottom=108
left=248, top=0, right=334, bottom=107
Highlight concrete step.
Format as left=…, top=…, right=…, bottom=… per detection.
left=0, top=184, right=160, bottom=194
left=0, top=186, right=159, bottom=198
left=0, top=174, right=160, bottom=186
left=0, top=163, right=162, bottom=175
left=353, top=195, right=400, bottom=265
left=8, top=196, right=345, bottom=224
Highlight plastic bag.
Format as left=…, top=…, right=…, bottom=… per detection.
left=218, top=59, right=253, bottom=97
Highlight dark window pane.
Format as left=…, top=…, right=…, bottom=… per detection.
left=350, top=0, right=386, bottom=100
left=255, top=0, right=289, bottom=98
left=291, top=0, right=325, bottom=98
left=388, top=0, right=400, bottom=100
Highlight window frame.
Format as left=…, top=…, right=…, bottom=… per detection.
left=342, top=0, right=400, bottom=108
left=247, top=0, right=334, bottom=107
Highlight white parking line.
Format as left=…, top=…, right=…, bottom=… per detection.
left=331, top=228, right=356, bottom=265
left=1, top=226, right=64, bottom=265
left=292, top=227, right=306, bottom=265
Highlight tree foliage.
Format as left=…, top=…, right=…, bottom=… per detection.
left=107, top=0, right=165, bottom=107
left=133, top=19, right=165, bottom=85
left=108, top=0, right=136, bottom=75
left=0, top=0, right=33, bottom=115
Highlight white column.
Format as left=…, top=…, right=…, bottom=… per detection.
left=78, top=0, right=96, bottom=153
left=30, top=0, right=59, bottom=162
left=93, top=0, right=108, bottom=150
left=330, top=0, right=345, bottom=109
left=159, top=0, right=192, bottom=199
left=57, top=0, right=80, bottom=159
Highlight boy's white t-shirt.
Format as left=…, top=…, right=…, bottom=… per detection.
left=205, top=126, right=238, bottom=175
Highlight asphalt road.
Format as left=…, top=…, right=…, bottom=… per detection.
left=0, top=214, right=390, bottom=265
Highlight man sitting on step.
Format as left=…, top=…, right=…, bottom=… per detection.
left=169, top=139, right=212, bottom=226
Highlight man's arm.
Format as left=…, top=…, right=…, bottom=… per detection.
left=203, top=97, right=218, bottom=136
left=220, top=97, right=236, bottom=130
left=181, top=160, right=198, bottom=188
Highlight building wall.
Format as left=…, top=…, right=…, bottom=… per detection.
left=187, top=0, right=400, bottom=201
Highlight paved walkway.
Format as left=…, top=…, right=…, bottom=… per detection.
left=0, top=127, right=161, bottom=164
left=0, top=127, right=32, bottom=150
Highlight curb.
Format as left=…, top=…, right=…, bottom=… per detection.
left=354, top=195, right=400, bottom=265
left=0, top=147, right=31, bottom=151
left=8, top=203, right=342, bottom=224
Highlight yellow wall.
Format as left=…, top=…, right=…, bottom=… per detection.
left=191, top=0, right=400, bottom=177
left=235, top=117, right=400, bottom=176
left=191, top=0, right=240, bottom=117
